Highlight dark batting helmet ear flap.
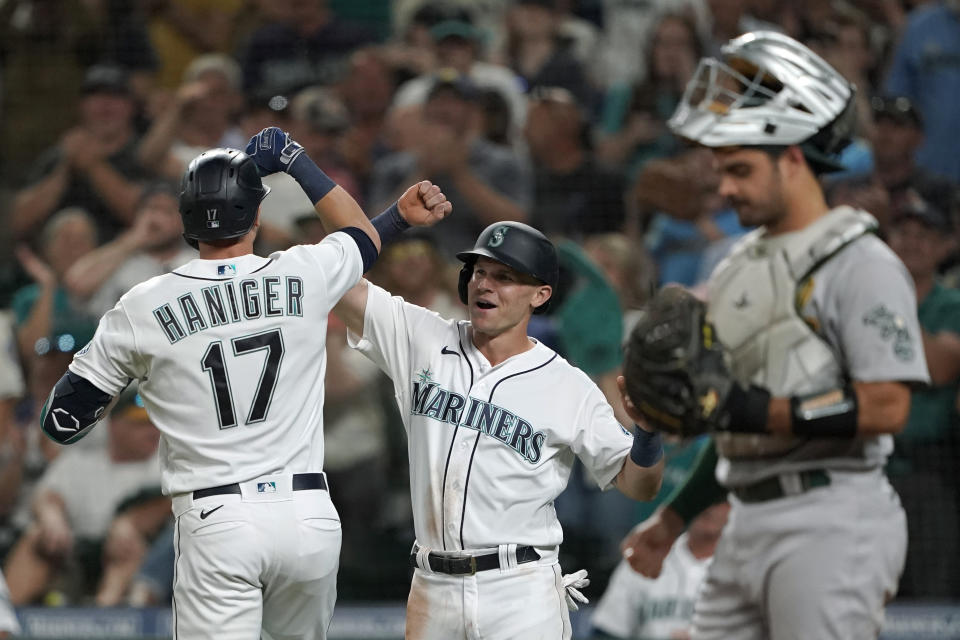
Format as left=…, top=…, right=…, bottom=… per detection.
left=458, top=261, right=473, bottom=306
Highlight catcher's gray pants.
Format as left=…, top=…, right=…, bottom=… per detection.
left=692, top=468, right=907, bottom=640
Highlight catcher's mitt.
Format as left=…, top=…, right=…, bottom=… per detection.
left=623, top=286, right=735, bottom=437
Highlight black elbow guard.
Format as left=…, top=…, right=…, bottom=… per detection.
left=41, top=372, right=114, bottom=445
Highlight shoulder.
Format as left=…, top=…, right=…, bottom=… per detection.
left=906, top=4, right=949, bottom=31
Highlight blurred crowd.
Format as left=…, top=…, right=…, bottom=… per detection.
left=0, top=0, right=957, bottom=615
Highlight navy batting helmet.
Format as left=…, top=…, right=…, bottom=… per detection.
left=179, top=149, right=270, bottom=247
left=456, top=221, right=559, bottom=314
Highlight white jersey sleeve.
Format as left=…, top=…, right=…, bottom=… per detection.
left=289, top=231, right=365, bottom=310
left=347, top=281, right=456, bottom=392
left=69, top=300, right=146, bottom=395
left=572, top=378, right=633, bottom=490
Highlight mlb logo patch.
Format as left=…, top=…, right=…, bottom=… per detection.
left=218, top=264, right=237, bottom=276
left=257, top=482, right=277, bottom=493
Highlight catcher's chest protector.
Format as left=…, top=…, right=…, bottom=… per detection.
left=707, top=207, right=877, bottom=458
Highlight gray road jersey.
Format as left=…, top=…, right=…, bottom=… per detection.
left=710, top=208, right=929, bottom=486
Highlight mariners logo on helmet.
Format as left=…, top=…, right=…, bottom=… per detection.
left=488, top=226, right=508, bottom=248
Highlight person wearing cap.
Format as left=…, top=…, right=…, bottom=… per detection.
left=502, top=0, right=593, bottom=110
left=333, top=219, right=664, bottom=639
left=886, top=0, right=960, bottom=183
left=4, top=385, right=166, bottom=606
left=621, top=32, right=927, bottom=639
left=136, top=54, right=248, bottom=182
left=885, top=193, right=960, bottom=598
left=371, top=69, right=533, bottom=258
left=870, top=95, right=959, bottom=218
left=11, top=64, right=150, bottom=243
left=392, top=16, right=527, bottom=140
left=525, top=86, right=626, bottom=239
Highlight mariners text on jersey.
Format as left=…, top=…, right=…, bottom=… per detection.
left=152, top=276, right=305, bottom=344
left=411, top=380, right=546, bottom=463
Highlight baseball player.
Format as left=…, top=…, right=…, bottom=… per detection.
left=333, top=221, right=666, bottom=640
left=37, top=127, right=450, bottom=639
left=620, top=33, right=929, bottom=639
left=591, top=503, right=729, bottom=640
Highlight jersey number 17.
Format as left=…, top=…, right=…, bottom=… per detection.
left=201, top=328, right=284, bottom=429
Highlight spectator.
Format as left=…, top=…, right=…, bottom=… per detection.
left=257, top=87, right=361, bottom=248
left=593, top=0, right=709, bottom=87
left=630, top=149, right=747, bottom=287
left=591, top=503, right=731, bottom=640
left=597, top=12, right=703, bottom=177
left=136, top=54, right=247, bottom=181
left=886, top=0, right=960, bottom=183
left=369, top=233, right=463, bottom=319
left=64, top=183, right=196, bottom=318
left=10, top=65, right=149, bottom=242
left=0, top=309, right=27, bottom=540
left=145, top=0, right=245, bottom=89
left=501, top=0, right=594, bottom=110
left=322, top=314, right=391, bottom=596
left=885, top=194, right=960, bottom=598
left=336, top=49, right=402, bottom=191
left=869, top=96, right=959, bottom=218
left=237, top=0, right=376, bottom=95
left=0, top=0, right=155, bottom=183
left=391, top=17, right=527, bottom=143
left=370, top=71, right=532, bottom=257
left=4, top=385, right=166, bottom=606
left=0, top=573, right=19, bottom=638
left=12, top=209, right=99, bottom=368
left=526, top=87, right=626, bottom=239
left=582, top=232, right=656, bottom=340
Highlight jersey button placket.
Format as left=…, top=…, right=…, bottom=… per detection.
left=444, top=380, right=482, bottom=550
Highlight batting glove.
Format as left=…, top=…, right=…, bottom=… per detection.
left=245, top=127, right=305, bottom=176
left=561, top=569, right=590, bottom=611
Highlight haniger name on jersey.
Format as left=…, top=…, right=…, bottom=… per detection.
left=152, top=276, right=304, bottom=344
left=411, top=380, right=546, bottom=463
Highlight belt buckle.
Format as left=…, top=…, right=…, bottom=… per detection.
left=467, top=556, right=477, bottom=576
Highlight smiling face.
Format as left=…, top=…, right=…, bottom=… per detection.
left=466, top=257, right=552, bottom=338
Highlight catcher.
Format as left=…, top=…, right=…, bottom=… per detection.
left=620, top=32, right=928, bottom=640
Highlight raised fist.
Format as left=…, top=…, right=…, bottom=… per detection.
left=245, top=127, right=305, bottom=176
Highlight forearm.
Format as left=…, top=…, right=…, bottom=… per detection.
left=64, top=232, right=141, bottom=299
left=332, top=279, right=369, bottom=337
left=84, top=161, right=142, bottom=224
left=922, top=329, right=960, bottom=384
left=663, top=438, right=726, bottom=527
left=136, top=105, right=185, bottom=172
left=11, top=165, right=70, bottom=238
left=747, top=381, right=910, bottom=437
left=118, top=496, right=172, bottom=537
left=33, top=490, right=68, bottom=524
left=451, top=169, right=527, bottom=223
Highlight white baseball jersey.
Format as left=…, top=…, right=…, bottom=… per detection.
left=348, top=282, right=633, bottom=551
left=592, top=534, right=710, bottom=639
left=69, top=233, right=363, bottom=494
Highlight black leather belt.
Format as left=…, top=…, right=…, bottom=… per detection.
left=192, top=473, right=327, bottom=500
left=410, top=545, right=541, bottom=576
left=732, top=469, right=830, bottom=503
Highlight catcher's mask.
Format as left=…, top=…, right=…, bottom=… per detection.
left=456, top=221, right=559, bottom=315
left=179, top=148, right=271, bottom=249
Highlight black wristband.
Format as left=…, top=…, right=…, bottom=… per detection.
left=722, top=384, right=771, bottom=433
left=630, top=425, right=663, bottom=467
left=371, top=202, right=410, bottom=246
left=789, top=387, right=858, bottom=438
